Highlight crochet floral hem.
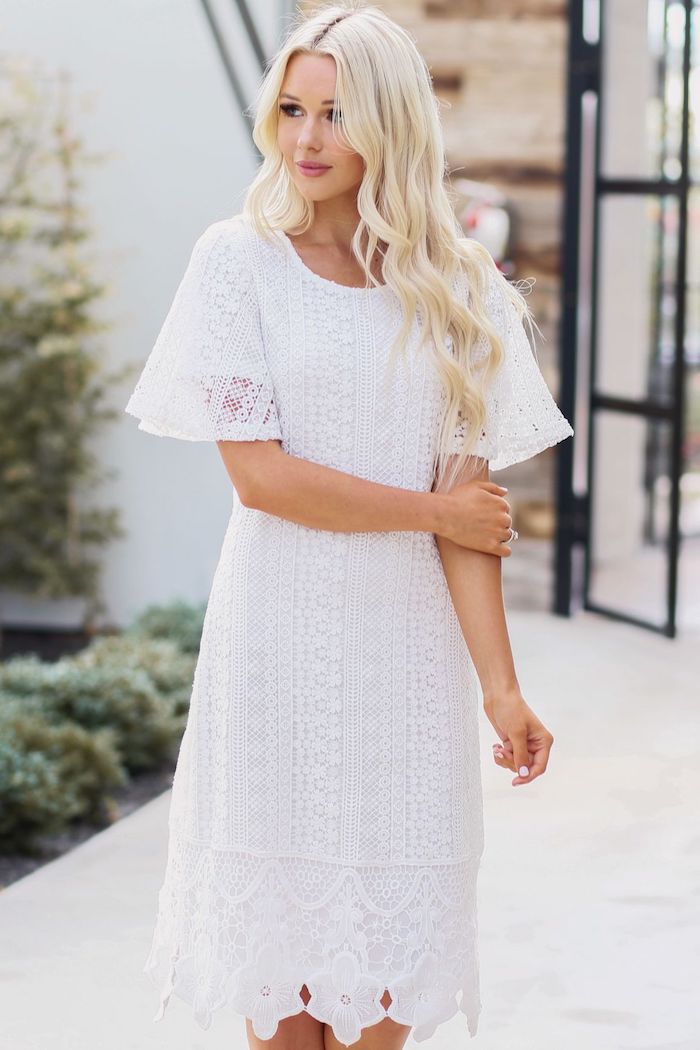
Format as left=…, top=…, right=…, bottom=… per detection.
left=144, top=942, right=481, bottom=1045
left=142, top=838, right=483, bottom=1046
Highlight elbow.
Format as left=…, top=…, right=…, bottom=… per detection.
left=216, top=438, right=281, bottom=510
left=238, top=478, right=262, bottom=509
left=241, top=443, right=286, bottom=509
left=239, top=469, right=275, bottom=511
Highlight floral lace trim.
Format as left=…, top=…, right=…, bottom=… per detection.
left=142, top=838, right=483, bottom=1045
left=144, top=940, right=481, bottom=1045
left=451, top=415, right=575, bottom=472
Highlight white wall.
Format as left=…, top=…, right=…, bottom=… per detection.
left=0, top=0, right=289, bottom=630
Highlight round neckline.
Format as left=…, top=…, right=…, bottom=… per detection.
left=277, top=228, right=388, bottom=294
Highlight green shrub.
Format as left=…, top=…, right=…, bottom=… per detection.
left=125, top=599, right=206, bottom=655
left=71, top=634, right=197, bottom=723
left=0, top=702, right=125, bottom=852
left=0, top=601, right=203, bottom=852
left=0, top=655, right=182, bottom=773
left=0, top=652, right=49, bottom=697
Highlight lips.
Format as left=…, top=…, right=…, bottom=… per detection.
left=296, top=161, right=330, bottom=171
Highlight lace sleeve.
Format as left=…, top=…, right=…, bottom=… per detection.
left=450, top=267, right=573, bottom=471
left=124, top=219, right=282, bottom=443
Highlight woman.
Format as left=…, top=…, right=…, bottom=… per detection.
left=125, top=3, right=574, bottom=1048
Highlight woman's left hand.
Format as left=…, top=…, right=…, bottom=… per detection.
left=482, top=689, right=554, bottom=787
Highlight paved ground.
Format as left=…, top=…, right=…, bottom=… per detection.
left=1, top=609, right=697, bottom=1050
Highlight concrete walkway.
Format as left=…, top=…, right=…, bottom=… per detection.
left=0, top=610, right=697, bottom=1050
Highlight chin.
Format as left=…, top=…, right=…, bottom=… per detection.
left=297, top=184, right=335, bottom=200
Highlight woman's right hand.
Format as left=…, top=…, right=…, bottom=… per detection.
left=440, top=480, right=513, bottom=556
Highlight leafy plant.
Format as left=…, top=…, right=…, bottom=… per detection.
left=0, top=700, right=125, bottom=851
left=0, top=600, right=204, bottom=852
left=0, top=655, right=182, bottom=773
left=125, top=598, right=207, bottom=656
left=0, top=58, right=140, bottom=630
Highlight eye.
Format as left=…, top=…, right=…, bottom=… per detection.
left=279, top=103, right=341, bottom=122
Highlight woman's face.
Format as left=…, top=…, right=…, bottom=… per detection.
left=277, top=52, right=364, bottom=205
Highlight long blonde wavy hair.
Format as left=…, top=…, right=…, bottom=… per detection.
left=243, top=0, right=538, bottom=491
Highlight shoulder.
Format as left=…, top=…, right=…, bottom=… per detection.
left=191, top=213, right=280, bottom=280
left=190, top=213, right=253, bottom=264
left=449, top=237, right=504, bottom=325
left=454, top=236, right=526, bottom=320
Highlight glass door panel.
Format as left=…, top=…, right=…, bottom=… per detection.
left=588, top=411, right=673, bottom=627
left=595, top=194, right=679, bottom=404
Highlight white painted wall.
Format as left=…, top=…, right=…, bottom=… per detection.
left=0, top=0, right=290, bottom=630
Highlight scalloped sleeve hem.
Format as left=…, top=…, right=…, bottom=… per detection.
left=125, top=406, right=283, bottom=444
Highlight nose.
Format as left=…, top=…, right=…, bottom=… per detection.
left=297, top=115, right=324, bottom=151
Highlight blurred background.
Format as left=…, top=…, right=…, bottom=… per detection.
left=0, top=3, right=697, bottom=1049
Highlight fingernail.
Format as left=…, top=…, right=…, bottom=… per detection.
left=518, top=765, right=529, bottom=777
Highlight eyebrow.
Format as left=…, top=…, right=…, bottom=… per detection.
left=280, top=93, right=336, bottom=104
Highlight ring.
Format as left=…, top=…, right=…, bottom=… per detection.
left=502, top=527, right=519, bottom=543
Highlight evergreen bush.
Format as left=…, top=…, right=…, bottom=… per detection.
left=0, top=700, right=125, bottom=851
left=0, top=654, right=183, bottom=772
left=125, top=598, right=206, bottom=655
left=0, top=602, right=203, bottom=850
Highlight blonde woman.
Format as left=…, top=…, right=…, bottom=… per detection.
left=125, top=3, right=573, bottom=1048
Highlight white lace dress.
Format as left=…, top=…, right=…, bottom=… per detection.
left=124, top=213, right=573, bottom=1045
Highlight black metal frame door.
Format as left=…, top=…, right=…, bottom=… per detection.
left=557, top=0, right=692, bottom=638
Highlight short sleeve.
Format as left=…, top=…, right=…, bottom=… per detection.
left=450, top=266, right=573, bottom=471
left=124, top=219, right=283, bottom=443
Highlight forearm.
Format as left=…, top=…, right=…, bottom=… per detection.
left=435, top=534, right=520, bottom=697
left=248, top=448, right=451, bottom=537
